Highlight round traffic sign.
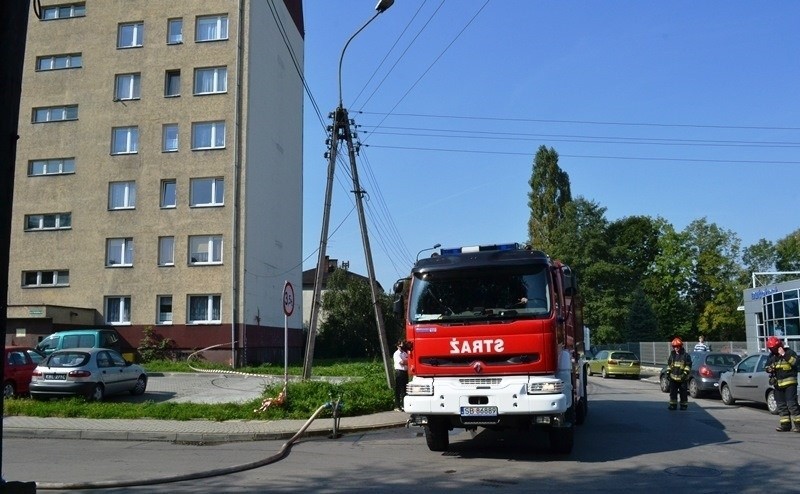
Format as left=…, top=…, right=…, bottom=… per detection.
left=283, top=282, right=295, bottom=316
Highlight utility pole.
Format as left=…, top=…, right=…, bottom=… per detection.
left=302, top=0, right=395, bottom=390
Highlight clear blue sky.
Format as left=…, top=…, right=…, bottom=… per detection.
left=300, top=1, right=800, bottom=291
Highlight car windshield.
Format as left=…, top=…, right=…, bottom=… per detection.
left=46, top=352, right=90, bottom=368
left=408, top=265, right=550, bottom=323
left=610, top=352, right=637, bottom=360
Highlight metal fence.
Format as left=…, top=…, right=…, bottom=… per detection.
left=591, top=341, right=748, bottom=367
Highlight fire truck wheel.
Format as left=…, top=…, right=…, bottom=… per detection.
left=424, top=419, right=449, bottom=452
left=549, top=425, right=574, bottom=454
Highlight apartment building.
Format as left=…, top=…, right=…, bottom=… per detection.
left=6, top=0, right=305, bottom=365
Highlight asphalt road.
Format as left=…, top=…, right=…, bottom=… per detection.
left=5, top=372, right=800, bottom=493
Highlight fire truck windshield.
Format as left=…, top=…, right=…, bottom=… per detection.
left=408, top=265, right=550, bottom=323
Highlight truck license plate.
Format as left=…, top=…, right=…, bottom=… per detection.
left=461, top=406, right=497, bottom=417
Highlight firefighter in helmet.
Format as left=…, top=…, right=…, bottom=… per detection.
left=764, top=335, right=800, bottom=432
left=666, top=337, right=692, bottom=410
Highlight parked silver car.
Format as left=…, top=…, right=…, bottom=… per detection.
left=718, top=352, right=779, bottom=414
left=30, top=348, right=147, bottom=402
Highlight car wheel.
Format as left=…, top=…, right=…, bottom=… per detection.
left=688, top=379, right=700, bottom=399
left=587, top=365, right=593, bottom=377
left=87, top=383, right=105, bottom=402
left=3, top=381, right=16, bottom=399
left=767, top=389, right=779, bottom=415
left=130, top=375, right=147, bottom=396
left=659, top=374, right=670, bottom=393
left=720, top=384, right=735, bottom=405
left=601, top=367, right=608, bottom=379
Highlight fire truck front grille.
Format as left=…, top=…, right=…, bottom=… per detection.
left=459, top=378, right=502, bottom=386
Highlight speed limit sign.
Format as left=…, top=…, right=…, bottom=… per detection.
left=282, top=281, right=295, bottom=317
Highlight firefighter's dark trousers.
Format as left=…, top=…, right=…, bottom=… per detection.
left=774, top=384, right=800, bottom=431
left=669, top=378, right=688, bottom=409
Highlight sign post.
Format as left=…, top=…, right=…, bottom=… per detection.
left=282, top=281, right=295, bottom=390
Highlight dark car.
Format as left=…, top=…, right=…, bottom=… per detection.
left=3, top=346, right=41, bottom=398
left=718, top=352, right=780, bottom=414
left=659, top=351, right=741, bottom=398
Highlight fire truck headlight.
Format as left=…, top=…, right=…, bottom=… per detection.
left=528, top=380, right=564, bottom=395
left=406, top=383, right=433, bottom=396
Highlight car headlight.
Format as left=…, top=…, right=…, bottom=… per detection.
left=528, top=380, right=564, bottom=395
left=406, top=382, right=433, bottom=396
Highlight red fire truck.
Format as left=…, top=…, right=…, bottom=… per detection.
left=392, top=243, right=587, bottom=453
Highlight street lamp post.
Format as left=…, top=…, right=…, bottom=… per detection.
left=303, top=0, right=395, bottom=389
left=416, top=243, right=441, bottom=262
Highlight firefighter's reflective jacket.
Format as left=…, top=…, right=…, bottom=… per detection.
left=765, top=347, right=798, bottom=389
left=667, top=349, right=692, bottom=382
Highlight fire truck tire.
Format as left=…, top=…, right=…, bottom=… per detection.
left=424, top=420, right=449, bottom=452
left=549, top=425, right=574, bottom=454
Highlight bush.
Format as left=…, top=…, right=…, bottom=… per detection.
left=137, top=326, right=175, bottom=363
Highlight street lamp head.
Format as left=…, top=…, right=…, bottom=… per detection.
left=375, top=0, right=394, bottom=13
left=433, top=243, right=442, bottom=249
left=416, top=243, right=442, bottom=262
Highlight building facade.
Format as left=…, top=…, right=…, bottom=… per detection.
left=6, top=0, right=305, bottom=365
left=742, top=278, right=800, bottom=355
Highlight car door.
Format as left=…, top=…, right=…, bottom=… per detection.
left=108, top=350, right=137, bottom=393
left=95, top=350, right=124, bottom=395
left=750, top=354, right=772, bottom=404
left=590, top=351, right=607, bottom=374
left=728, top=354, right=760, bottom=402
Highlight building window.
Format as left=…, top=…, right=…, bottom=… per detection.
left=162, top=124, right=178, bottom=151
left=165, top=70, right=180, bottom=97
left=108, top=181, right=136, bottom=210
left=106, top=238, right=134, bottom=267
left=188, top=295, right=221, bottom=323
left=191, top=121, right=225, bottom=149
left=28, top=158, right=75, bottom=176
left=160, top=180, right=177, bottom=208
left=189, top=235, right=222, bottom=265
left=193, top=67, right=227, bottom=95
left=158, top=236, right=175, bottom=266
left=105, top=296, right=131, bottom=325
left=36, top=53, right=82, bottom=71
left=167, top=18, right=183, bottom=44
left=115, top=73, right=141, bottom=101
left=32, top=105, right=78, bottom=123
left=118, top=22, right=144, bottom=48
left=196, top=15, right=228, bottom=42
left=22, top=270, right=69, bottom=288
left=41, top=3, right=85, bottom=20
left=25, top=213, right=71, bottom=231
left=157, top=295, right=173, bottom=324
left=190, top=177, right=224, bottom=207
left=111, top=126, right=139, bottom=154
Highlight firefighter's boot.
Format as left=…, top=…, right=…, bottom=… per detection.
left=679, top=402, right=688, bottom=410
left=668, top=401, right=677, bottom=411
left=776, top=418, right=791, bottom=432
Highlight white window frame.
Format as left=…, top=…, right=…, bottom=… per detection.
left=157, top=295, right=174, bottom=324
left=28, top=158, right=75, bottom=176
left=105, top=296, right=131, bottom=325
left=190, top=177, right=224, bottom=207
left=158, top=236, right=175, bottom=266
left=111, top=126, right=139, bottom=155
left=36, top=53, right=82, bottom=71
left=189, top=235, right=223, bottom=265
left=165, top=70, right=181, bottom=97
left=41, top=3, right=85, bottom=20
left=195, top=15, right=228, bottom=42
left=191, top=121, right=225, bottom=150
left=118, top=21, right=144, bottom=48
left=167, top=18, right=183, bottom=44
left=188, top=295, right=221, bottom=324
left=162, top=124, right=178, bottom=151
left=193, top=67, right=227, bottom=95
left=160, top=180, right=177, bottom=208
left=25, top=213, right=71, bottom=231
left=32, top=105, right=78, bottom=123
left=108, top=181, right=136, bottom=210
left=106, top=238, right=134, bottom=267
left=115, top=73, right=141, bottom=101
left=22, top=270, right=69, bottom=288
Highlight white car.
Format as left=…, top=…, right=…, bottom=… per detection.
left=30, top=348, right=147, bottom=401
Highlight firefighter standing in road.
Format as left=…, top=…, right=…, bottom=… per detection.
left=667, top=337, right=692, bottom=410
left=764, top=335, right=800, bottom=432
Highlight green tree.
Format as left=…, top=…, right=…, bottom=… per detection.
left=775, top=229, right=800, bottom=274
left=626, top=288, right=659, bottom=342
left=527, top=145, right=572, bottom=253
left=741, top=238, right=777, bottom=285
